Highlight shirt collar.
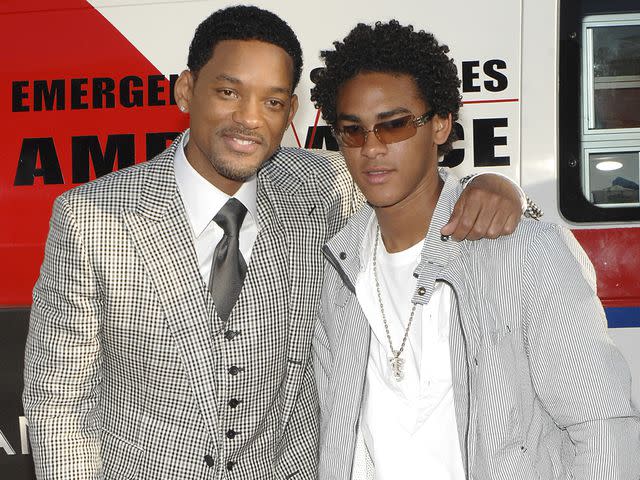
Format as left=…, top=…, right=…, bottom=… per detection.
left=324, top=168, right=463, bottom=300
left=174, top=129, right=258, bottom=237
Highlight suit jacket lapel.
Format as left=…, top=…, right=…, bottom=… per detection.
left=122, top=148, right=221, bottom=446
left=257, top=161, right=327, bottom=433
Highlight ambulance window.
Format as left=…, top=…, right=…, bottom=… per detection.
left=559, top=6, right=640, bottom=222
left=585, top=23, right=640, bottom=130
left=586, top=151, right=639, bottom=206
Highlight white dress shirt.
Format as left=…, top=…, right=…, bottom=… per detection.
left=173, top=130, right=259, bottom=286
left=354, top=216, right=465, bottom=480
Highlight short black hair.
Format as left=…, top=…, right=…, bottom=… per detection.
left=188, top=5, right=303, bottom=91
left=311, top=20, right=462, bottom=155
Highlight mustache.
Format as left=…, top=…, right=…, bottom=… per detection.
left=220, top=128, right=264, bottom=143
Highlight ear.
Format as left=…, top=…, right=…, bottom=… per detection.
left=432, top=113, right=453, bottom=146
left=286, top=93, right=299, bottom=127
left=174, top=69, right=195, bottom=113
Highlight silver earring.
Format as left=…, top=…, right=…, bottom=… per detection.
left=179, top=105, right=186, bottom=112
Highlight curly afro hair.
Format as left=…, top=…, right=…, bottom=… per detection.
left=188, top=5, right=303, bottom=91
left=311, top=20, right=462, bottom=155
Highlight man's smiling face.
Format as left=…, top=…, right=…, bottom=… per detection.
left=179, top=39, right=298, bottom=194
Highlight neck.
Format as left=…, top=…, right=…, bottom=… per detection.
left=184, top=141, right=244, bottom=196
left=375, top=174, right=443, bottom=253
left=206, top=174, right=243, bottom=196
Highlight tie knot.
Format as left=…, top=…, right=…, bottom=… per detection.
left=214, top=198, right=247, bottom=237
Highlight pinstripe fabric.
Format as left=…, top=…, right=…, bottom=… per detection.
left=23, top=134, right=358, bottom=480
left=314, top=170, right=640, bottom=480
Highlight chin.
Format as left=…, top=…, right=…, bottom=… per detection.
left=220, top=166, right=260, bottom=182
left=212, top=156, right=264, bottom=181
left=359, top=188, right=396, bottom=209
left=365, top=197, right=399, bottom=209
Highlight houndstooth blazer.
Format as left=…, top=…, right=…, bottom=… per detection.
left=315, top=170, right=640, bottom=480
left=23, top=134, right=359, bottom=480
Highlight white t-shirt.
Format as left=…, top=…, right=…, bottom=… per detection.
left=354, top=218, right=465, bottom=480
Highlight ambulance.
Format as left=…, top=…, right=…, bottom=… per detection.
left=1, top=0, right=638, bottom=477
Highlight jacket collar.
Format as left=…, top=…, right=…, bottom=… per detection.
left=136, top=134, right=299, bottom=226
left=136, top=131, right=184, bottom=222
left=324, top=168, right=464, bottom=304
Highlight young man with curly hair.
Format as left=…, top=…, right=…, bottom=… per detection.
left=24, top=6, right=535, bottom=479
left=311, top=20, right=640, bottom=480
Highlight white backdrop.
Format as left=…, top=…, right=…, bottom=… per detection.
left=91, top=0, right=522, bottom=180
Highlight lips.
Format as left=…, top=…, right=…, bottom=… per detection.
left=222, top=131, right=263, bottom=154
left=363, top=167, right=394, bottom=184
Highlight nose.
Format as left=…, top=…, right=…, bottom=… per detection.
left=231, top=98, right=262, bottom=129
left=360, top=128, right=386, bottom=158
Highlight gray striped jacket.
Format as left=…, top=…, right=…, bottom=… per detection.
left=313, top=170, right=640, bottom=480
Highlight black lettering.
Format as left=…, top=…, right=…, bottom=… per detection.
left=146, top=132, right=180, bottom=159
left=14, top=138, right=64, bottom=185
left=92, top=77, right=116, bottom=109
left=483, top=60, right=508, bottom=92
left=169, top=74, right=179, bottom=105
left=148, top=75, right=165, bottom=106
left=12, top=81, right=29, bottom=112
left=462, top=61, right=481, bottom=93
left=305, top=126, right=339, bottom=150
left=441, top=122, right=465, bottom=168
left=120, top=76, right=144, bottom=108
left=71, top=78, right=89, bottom=110
left=34, top=80, right=65, bottom=111
left=473, top=118, right=509, bottom=167
left=72, top=134, right=135, bottom=183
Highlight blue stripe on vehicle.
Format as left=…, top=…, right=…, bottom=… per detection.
left=606, top=307, right=640, bottom=328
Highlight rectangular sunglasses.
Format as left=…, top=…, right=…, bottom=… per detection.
left=332, top=110, right=435, bottom=148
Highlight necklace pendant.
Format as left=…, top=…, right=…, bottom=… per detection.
left=389, top=355, right=405, bottom=382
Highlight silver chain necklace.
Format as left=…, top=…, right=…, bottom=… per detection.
left=372, top=225, right=418, bottom=382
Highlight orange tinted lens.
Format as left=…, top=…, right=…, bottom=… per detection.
left=339, top=125, right=366, bottom=147
left=375, top=115, right=416, bottom=144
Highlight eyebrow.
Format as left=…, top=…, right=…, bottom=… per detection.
left=337, top=107, right=412, bottom=123
left=215, top=74, right=292, bottom=95
left=216, top=74, right=241, bottom=84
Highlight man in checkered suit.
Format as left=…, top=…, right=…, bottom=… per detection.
left=22, top=6, right=527, bottom=479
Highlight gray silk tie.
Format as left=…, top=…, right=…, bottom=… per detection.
left=209, top=198, right=248, bottom=322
